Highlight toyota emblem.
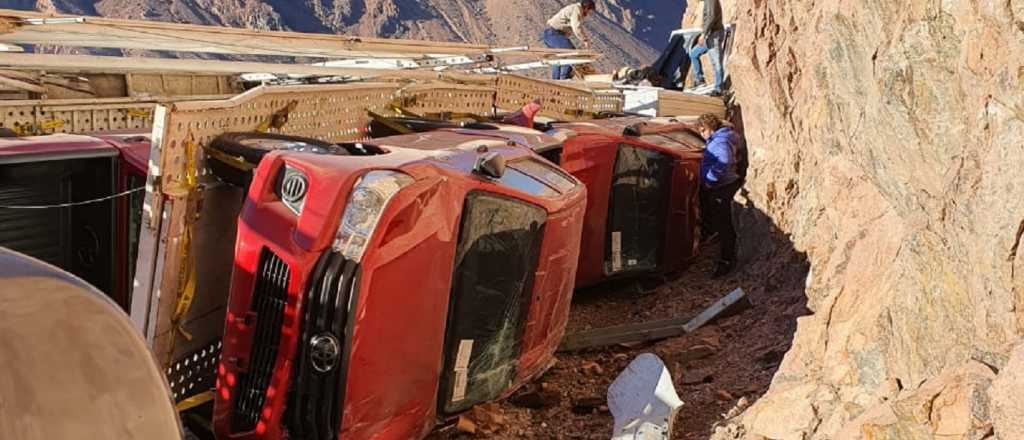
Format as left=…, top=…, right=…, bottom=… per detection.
left=309, top=334, right=341, bottom=373
left=281, top=173, right=308, bottom=203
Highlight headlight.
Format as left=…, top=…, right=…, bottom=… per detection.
left=332, top=170, right=414, bottom=262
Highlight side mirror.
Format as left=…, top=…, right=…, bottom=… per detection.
left=474, top=152, right=506, bottom=179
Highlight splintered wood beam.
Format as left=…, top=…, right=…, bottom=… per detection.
left=0, top=73, right=44, bottom=93
left=0, top=9, right=597, bottom=61
left=558, top=288, right=750, bottom=352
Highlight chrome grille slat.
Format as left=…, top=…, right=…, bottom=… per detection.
left=231, top=249, right=290, bottom=433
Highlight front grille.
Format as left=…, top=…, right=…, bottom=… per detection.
left=232, top=249, right=290, bottom=433
left=285, top=252, right=360, bottom=440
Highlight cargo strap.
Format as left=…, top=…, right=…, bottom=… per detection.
left=175, top=390, right=214, bottom=412
left=389, top=103, right=422, bottom=118
left=366, top=109, right=414, bottom=134
left=256, top=100, right=298, bottom=133
left=126, top=108, right=152, bottom=119
left=12, top=118, right=65, bottom=136
left=202, top=144, right=256, bottom=172
left=163, top=137, right=202, bottom=360
left=438, top=111, right=490, bottom=122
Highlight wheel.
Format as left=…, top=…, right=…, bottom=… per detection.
left=206, top=132, right=337, bottom=187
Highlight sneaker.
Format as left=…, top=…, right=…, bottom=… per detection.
left=708, top=89, right=724, bottom=97
left=711, top=260, right=734, bottom=278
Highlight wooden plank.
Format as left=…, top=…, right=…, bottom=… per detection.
left=0, top=73, right=43, bottom=93
left=0, top=8, right=595, bottom=60
left=559, top=288, right=749, bottom=352
left=0, top=52, right=494, bottom=81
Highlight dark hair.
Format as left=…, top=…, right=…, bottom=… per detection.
left=580, top=0, right=596, bottom=9
left=698, top=113, right=722, bottom=132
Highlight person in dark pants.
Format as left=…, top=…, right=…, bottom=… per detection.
left=696, top=113, right=742, bottom=278
left=542, top=0, right=595, bottom=80
left=689, top=0, right=725, bottom=96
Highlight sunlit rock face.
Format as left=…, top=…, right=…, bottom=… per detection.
left=713, top=0, right=1024, bottom=438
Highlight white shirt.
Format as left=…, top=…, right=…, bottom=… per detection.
left=547, top=4, right=588, bottom=43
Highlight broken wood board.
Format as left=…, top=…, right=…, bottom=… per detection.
left=559, top=288, right=749, bottom=352
left=657, top=89, right=726, bottom=117
left=0, top=52, right=491, bottom=82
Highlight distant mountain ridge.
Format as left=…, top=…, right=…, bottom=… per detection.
left=6, top=0, right=689, bottom=72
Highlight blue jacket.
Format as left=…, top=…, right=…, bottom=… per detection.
left=700, top=127, right=740, bottom=188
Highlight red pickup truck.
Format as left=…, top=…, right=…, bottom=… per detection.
left=365, top=114, right=707, bottom=289
left=212, top=127, right=586, bottom=440
left=544, top=117, right=706, bottom=288
left=0, top=132, right=150, bottom=310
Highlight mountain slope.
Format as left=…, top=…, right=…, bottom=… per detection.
left=7, top=0, right=665, bottom=72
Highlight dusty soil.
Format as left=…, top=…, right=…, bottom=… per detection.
left=432, top=221, right=812, bottom=440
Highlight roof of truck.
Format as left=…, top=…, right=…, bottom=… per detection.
left=371, top=125, right=561, bottom=154
left=0, top=133, right=119, bottom=165
left=548, top=117, right=706, bottom=152
left=93, top=132, right=152, bottom=173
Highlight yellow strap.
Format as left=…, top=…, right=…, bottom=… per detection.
left=389, top=103, right=422, bottom=118
left=175, top=390, right=214, bottom=412
left=168, top=138, right=200, bottom=359
left=202, top=144, right=256, bottom=172
left=447, top=112, right=489, bottom=122
left=367, top=110, right=414, bottom=134
left=126, top=108, right=152, bottom=119
left=11, top=119, right=65, bottom=136
left=257, top=100, right=299, bottom=132
left=39, top=119, right=65, bottom=131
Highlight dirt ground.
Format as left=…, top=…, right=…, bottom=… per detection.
left=431, top=217, right=811, bottom=439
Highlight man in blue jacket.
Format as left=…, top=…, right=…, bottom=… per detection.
left=697, top=113, right=743, bottom=277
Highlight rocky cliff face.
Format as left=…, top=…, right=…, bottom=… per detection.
left=716, top=0, right=1024, bottom=438
left=4, top=0, right=663, bottom=71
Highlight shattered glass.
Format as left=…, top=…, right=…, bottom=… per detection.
left=439, top=192, right=547, bottom=414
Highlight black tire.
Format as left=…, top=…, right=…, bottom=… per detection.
left=207, top=132, right=335, bottom=187
left=368, top=117, right=498, bottom=138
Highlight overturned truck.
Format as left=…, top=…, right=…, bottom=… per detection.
left=211, top=127, right=585, bottom=439
left=0, top=69, right=720, bottom=438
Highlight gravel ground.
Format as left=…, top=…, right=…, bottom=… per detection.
left=431, top=225, right=811, bottom=439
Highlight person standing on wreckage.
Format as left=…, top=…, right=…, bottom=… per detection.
left=688, top=0, right=726, bottom=96
left=696, top=113, right=742, bottom=278
left=541, top=0, right=596, bottom=80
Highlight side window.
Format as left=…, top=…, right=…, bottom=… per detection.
left=537, top=146, right=563, bottom=165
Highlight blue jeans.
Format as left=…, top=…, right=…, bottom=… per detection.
left=542, top=28, right=575, bottom=80
left=689, top=31, right=724, bottom=91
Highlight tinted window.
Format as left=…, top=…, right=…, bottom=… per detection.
left=507, top=158, right=576, bottom=194
left=495, top=167, right=559, bottom=198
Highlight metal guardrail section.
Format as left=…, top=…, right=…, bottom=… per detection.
left=495, top=74, right=624, bottom=121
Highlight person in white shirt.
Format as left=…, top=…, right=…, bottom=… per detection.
left=542, top=0, right=596, bottom=80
